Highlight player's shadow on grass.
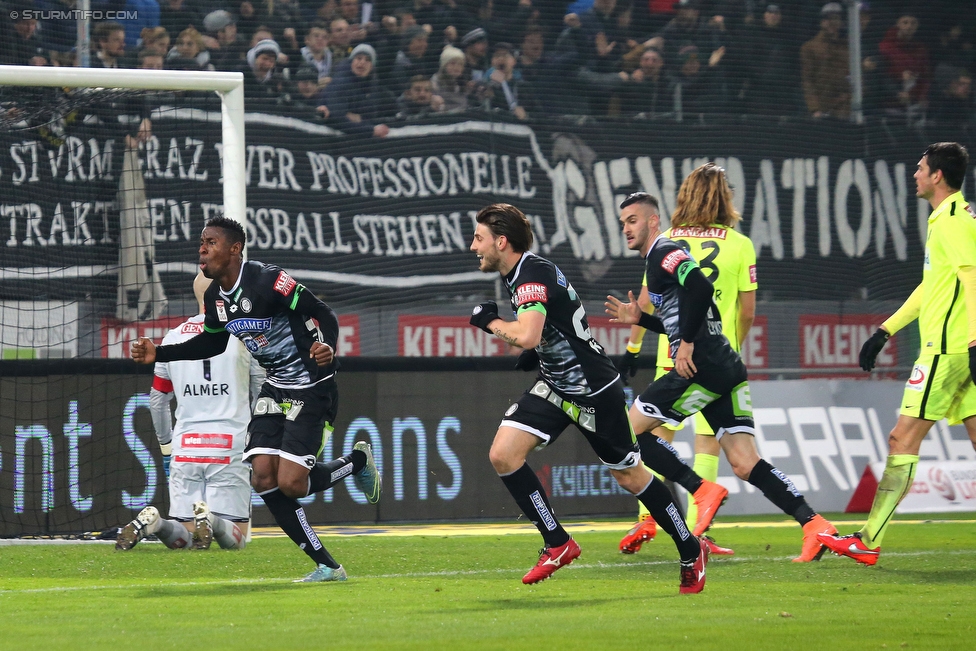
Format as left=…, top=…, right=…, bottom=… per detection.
left=136, top=582, right=308, bottom=598
left=887, top=568, right=976, bottom=584
left=456, top=595, right=665, bottom=612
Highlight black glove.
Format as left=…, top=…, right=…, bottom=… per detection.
left=970, top=347, right=976, bottom=384
left=515, top=348, right=540, bottom=372
left=470, top=301, right=499, bottom=334
left=859, top=328, right=890, bottom=371
left=616, top=351, right=640, bottom=385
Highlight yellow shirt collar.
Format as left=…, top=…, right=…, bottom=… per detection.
left=928, top=191, right=966, bottom=223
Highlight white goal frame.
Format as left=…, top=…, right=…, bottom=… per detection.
left=0, top=66, right=246, bottom=225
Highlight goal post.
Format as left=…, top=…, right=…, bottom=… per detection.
left=0, top=66, right=247, bottom=536
left=0, top=65, right=247, bottom=226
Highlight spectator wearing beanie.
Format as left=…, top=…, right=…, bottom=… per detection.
left=204, top=10, right=248, bottom=72
left=431, top=45, right=470, bottom=112
left=244, top=38, right=289, bottom=106
left=324, top=43, right=396, bottom=137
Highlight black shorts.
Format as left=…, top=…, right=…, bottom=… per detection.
left=244, top=379, right=338, bottom=468
left=633, top=351, right=755, bottom=437
left=500, top=380, right=641, bottom=470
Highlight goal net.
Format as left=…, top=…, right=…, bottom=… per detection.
left=0, top=66, right=245, bottom=536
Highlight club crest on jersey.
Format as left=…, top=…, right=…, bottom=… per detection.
left=215, top=300, right=228, bottom=322
left=241, top=298, right=252, bottom=313
left=515, top=283, right=548, bottom=306
left=274, top=271, right=297, bottom=296
left=749, top=265, right=757, bottom=283
left=661, top=249, right=690, bottom=273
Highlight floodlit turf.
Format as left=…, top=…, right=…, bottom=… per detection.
left=2, top=517, right=975, bottom=650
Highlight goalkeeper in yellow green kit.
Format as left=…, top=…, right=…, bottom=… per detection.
left=819, top=142, right=976, bottom=565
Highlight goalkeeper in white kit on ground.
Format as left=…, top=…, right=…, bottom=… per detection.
left=130, top=216, right=380, bottom=582
left=117, top=272, right=264, bottom=552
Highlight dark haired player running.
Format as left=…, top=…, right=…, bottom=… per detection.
left=131, top=216, right=380, bottom=583
left=468, top=202, right=709, bottom=593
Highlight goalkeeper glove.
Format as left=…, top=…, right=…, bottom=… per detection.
left=515, top=348, right=540, bottom=371
left=970, top=347, right=976, bottom=384
left=160, top=442, right=172, bottom=479
left=616, top=351, right=640, bottom=385
left=859, top=329, right=890, bottom=371
left=470, top=301, right=499, bottom=334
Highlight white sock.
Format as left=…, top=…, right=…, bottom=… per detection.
left=211, top=515, right=246, bottom=550
left=156, top=519, right=193, bottom=549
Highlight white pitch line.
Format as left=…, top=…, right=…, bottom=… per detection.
left=0, top=550, right=971, bottom=596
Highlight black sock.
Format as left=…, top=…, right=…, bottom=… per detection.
left=260, top=487, right=339, bottom=568
left=499, top=463, right=570, bottom=548
left=307, top=451, right=367, bottom=496
left=637, top=433, right=703, bottom=494
left=662, top=479, right=686, bottom=522
left=636, top=476, right=700, bottom=563
left=747, top=459, right=816, bottom=525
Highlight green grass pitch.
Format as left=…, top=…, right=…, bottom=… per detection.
left=1, top=516, right=975, bottom=650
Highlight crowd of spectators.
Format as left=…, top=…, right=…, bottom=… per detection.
left=0, top=0, right=973, bottom=135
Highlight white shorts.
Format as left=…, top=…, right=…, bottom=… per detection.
left=168, top=455, right=251, bottom=521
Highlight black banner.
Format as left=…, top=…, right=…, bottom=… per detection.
left=1, top=111, right=971, bottom=304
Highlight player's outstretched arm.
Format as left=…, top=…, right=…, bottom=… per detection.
left=154, top=330, right=230, bottom=363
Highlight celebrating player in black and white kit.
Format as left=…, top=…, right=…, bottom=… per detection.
left=468, top=203, right=709, bottom=593
left=131, top=216, right=380, bottom=583
left=606, top=185, right=837, bottom=563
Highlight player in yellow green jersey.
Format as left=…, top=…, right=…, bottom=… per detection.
left=819, top=142, right=976, bottom=565
left=608, top=164, right=837, bottom=563
left=616, top=184, right=757, bottom=557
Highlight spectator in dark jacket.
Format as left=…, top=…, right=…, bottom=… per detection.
left=159, top=0, right=200, bottom=41
left=396, top=74, right=446, bottom=119
left=92, top=21, right=128, bottom=68
left=481, top=42, right=540, bottom=120
left=0, top=3, right=48, bottom=67
left=392, top=25, right=437, bottom=94
left=929, top=66, right=973, bottom=130
left=288, top=63, right=332, bottom=121
left=736, top=4, right=798, bottom=116
left=324, top=43, right=395, bottom=137
left=670, top=43, right=725, bottom=118
left=623, top=46, right=669, bottom=117
left=459, top=27, right=490, bottom=85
